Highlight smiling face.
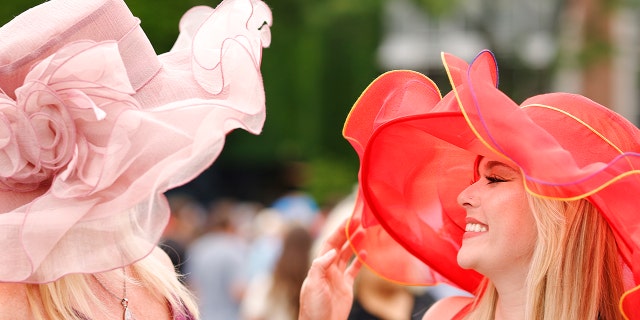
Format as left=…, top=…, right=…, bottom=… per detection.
left=456, top=157, right=537, bottom=279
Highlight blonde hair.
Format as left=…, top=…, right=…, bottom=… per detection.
left=466, top=195, right=624, bottom=319
left=25, top=248, right=198, bottom=320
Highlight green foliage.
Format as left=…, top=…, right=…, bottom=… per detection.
left=226, top=0, right=383, bottom=202
left=0, top=0, right=42, bottom=24
left=124, top=0, right=216, bottom=53
left=305, top=155, right=358, bottom=207
left=411, top=0, right=460, bottom=17
left=220, top=0, right=385, bottom=202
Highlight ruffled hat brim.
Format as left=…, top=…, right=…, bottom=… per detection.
left=343, top=70, right=484, bottom=292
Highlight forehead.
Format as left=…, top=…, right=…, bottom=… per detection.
left=475, top=156, right=520, bottom=173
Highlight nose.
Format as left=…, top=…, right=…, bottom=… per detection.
left=457, top=181, right=479, bottom=208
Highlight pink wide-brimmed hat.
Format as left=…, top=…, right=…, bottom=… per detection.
left=344, top=50, right=640, bottom=319
left=0, top=0, right=271, bottom=283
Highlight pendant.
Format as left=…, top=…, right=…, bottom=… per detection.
left=124, top=306, right=134, bottom=320
left=122, top=298, right=134, bottom=320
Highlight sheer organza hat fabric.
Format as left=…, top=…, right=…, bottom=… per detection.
left=0, top=0, right=271, bottom=283
left=343, top=50, right=640, bottom=319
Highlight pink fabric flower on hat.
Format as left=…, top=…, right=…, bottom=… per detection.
left=0, top=41, right=136, bottom=193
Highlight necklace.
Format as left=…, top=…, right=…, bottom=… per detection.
left=94, top=268, right=135, bottom=320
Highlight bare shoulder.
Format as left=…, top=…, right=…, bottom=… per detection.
left=422, top=295, right=473, bottom=320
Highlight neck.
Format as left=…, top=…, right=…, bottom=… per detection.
left=487, top=267, right=529, bottom=320
left=493, top=289, right=527, bottom=320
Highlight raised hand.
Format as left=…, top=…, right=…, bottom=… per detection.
left=298, top=218, right=363, bottom=320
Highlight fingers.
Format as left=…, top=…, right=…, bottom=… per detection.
left=308, top=236, right=358, bottom=279
left=309, top=248, right=338, bottom=274
left=345, top=252, right=364, bottom=285
left=316, top=217, right=366, bottom=272
left=311, top=217, right=366, bottom=283
left=318, top=218, right=350, bottom=256
left=336, top=238, right=354, bottom=270
left=312, top=239, right=353, bottom=273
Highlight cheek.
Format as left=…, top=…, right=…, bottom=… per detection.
left=501, top=196, right=537, bottom=252
left=490, top=191, right=536, bottom=239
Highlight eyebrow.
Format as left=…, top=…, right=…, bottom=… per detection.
left=484, top=160, right=518, bottom=173
left=472, top=157, right=519, bottom=181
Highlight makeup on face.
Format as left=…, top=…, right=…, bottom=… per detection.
left=457, top=156, right=536, bottom=275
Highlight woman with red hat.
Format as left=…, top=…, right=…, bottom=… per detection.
left=300, top=50, right=640, bottom=319
left=0, top=0, right=271, bottom=318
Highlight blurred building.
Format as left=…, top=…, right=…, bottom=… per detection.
left=377, top=0, right=640, bottom=124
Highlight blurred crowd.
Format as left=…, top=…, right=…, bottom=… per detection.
left=159, top=163, right=461, bottom=320
left=159, top=185, right=325, bottom=320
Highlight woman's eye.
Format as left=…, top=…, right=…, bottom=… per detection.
left=485, top=175, right=507, bottom=184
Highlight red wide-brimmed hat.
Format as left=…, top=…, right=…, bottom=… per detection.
left=0, top=0, right=271, bottom=283
left=344, top=50, right=640, bottom=319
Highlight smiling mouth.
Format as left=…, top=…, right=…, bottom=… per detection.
left=465, top=223, right=488, bottom=232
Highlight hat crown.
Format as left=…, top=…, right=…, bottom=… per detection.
left=0, top=0, right=159, bottom=99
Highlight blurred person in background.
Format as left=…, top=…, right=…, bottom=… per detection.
left=244, top=208, right=287, bottom=284
left=186, top=199, right=250, bottom=320
left=314, top=187, right=441, bottom=320
left=241, top=224, right=313, bottom=320
left=349, top=267, right=436, bottom=320
left=161, top=193, right=207, bottom=277
left=270, top=161, right=320, bottom=228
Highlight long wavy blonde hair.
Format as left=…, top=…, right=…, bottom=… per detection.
left=465, top=195, right=624, bottom=320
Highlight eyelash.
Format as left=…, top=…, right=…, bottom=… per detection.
left=470, top=175, right=508, bottom=185
left=485, top=175, right=507, bottom=184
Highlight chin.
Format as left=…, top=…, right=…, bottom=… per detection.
left=456, top=249, right=479, bottom=270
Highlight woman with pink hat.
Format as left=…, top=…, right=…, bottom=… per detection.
left=300, top=51, right=640, bottom=319
left=0, top=0, right=271, bottom=318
